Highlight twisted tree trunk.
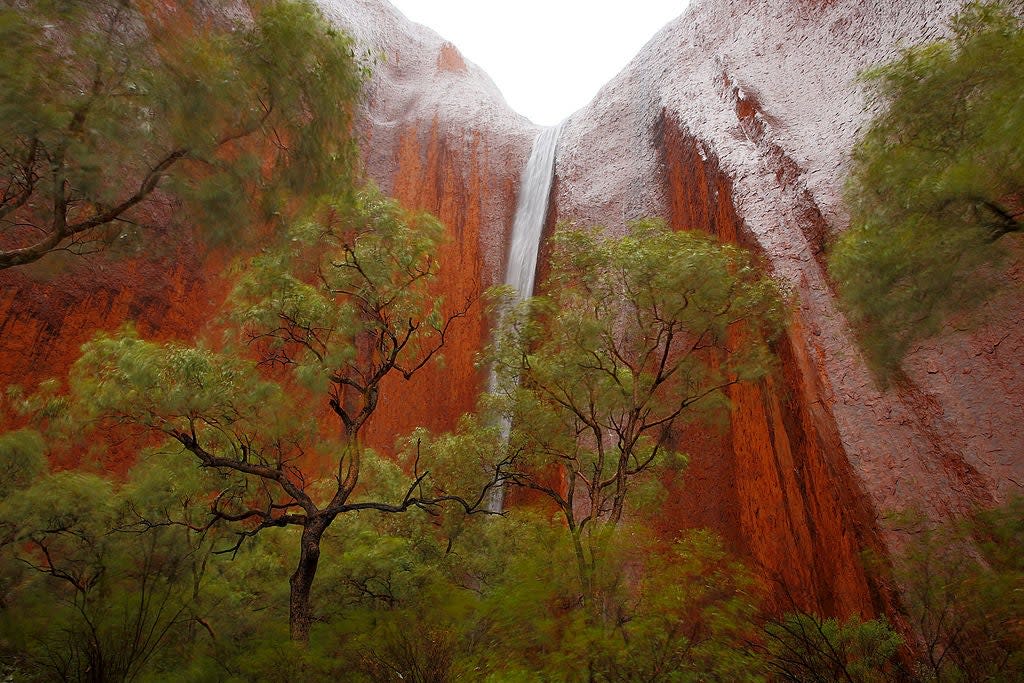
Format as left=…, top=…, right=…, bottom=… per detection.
left=289, top=516, right=330, bottom=643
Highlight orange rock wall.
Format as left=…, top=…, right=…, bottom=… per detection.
left=361, top=118, right=523, bottom=449
left=644, top=112, right=891, bottom=619
left=0, top=228, right=231, bottom=471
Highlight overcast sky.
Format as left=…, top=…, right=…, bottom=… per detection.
left=387, top=1, right=692, bottom=126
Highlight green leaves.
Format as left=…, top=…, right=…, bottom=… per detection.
left=73, top=327, right=273, bottom=425
left=0, top=459, right=229, bottom=682
left=830, top=1, right=1024, bottom=378
left=478, top=219, right=784, bottom=651
left=229, top=186, right=449, bottom=398
left=889, top=498, right=1024, bottom=680
left=68, top=326, right=314, bottom=480
left=498, top=220, right=783, bottom=410
left=0, top=0, right=365, bottom=269
left=1, top=471, right=115, bottom=546
left=763, top=612, right=902, bottom=682
left=0, top=429, right=46, bottom=498
left=488, top=220, right=783, bottom=525
left=58, top=179, right=471, bottom=641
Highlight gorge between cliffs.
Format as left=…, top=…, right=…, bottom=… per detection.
left=0, top=0, right=1021, bottom=679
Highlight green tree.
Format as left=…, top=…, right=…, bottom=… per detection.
left=762, top=612, right=902, bottom=683
left=890, top=501, right=1024, bottom=681
left=0, top=455, right=225, bottom=682
left=829, top=1, right=1024, bottom=377
left=484, top=220, right=783, bottom=615
left=421, top=511, right=766, bottom=682
left=65, top=188, right=490, bottom=643
left=318, top=509, right=489, bottom=682
left=0, top=428, right=48, bottom=621
left=577, top=530, right=765, bottom=682
left=328, top=213, right=786, bottom=679
left=0, top=0, right=363, bottom=270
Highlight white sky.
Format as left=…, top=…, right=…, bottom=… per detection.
left=387, top=1, right=692, bottom=126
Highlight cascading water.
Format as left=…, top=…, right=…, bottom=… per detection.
left=487, top=123, right=563, bottom=513
left=505, top=124, right=562, bottom=309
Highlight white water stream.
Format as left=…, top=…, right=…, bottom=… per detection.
left=505, top=124, right=562, bottom=307
left=487, top=124, right=562, bottom=513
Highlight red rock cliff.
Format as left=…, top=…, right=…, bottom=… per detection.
left=3, top=0, right=1020, bottom=628
left=0, top=0, right=535, bottom=469
left=549, top=0, right=1023, bottom=617
left=320, top=0, right=536, bottom=446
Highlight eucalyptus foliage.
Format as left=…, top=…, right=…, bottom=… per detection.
left=889, top=501, right=1024, bottom=681
left=484, top=219, right=784, bottom=616
left=762, top=613, right=902, bottom=683
left=0, top=428, right=46, bottom=499
left=830, top=1, right=1024, bottom=377
left=66, top=187, right=486, bottom=642
left=0, top=0, right=364, bottom=269
left=0, top=455, right=227, bottom=682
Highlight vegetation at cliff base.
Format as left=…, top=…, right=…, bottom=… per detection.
left=414, top=220, right=786, bottom=679
left=829, top=0, right=1023, bottom=378
left=888, top=501, right=1024, bottom=681
left=481, top=219, right=783, bottom=619
left=62, top=185, right=486, bottom=644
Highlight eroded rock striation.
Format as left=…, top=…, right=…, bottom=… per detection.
left=317, top=0, right=537, bottom=447
left=550, top=0, right=1023, bottom=617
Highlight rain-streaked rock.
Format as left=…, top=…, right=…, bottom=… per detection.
left=2, top=0, right=1020, bottom=626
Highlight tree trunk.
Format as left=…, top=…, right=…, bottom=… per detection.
left=289, top=518, right=328, bottom=643
left=570, top=526, right=593, bottom=611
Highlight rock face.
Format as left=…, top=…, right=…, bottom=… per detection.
left=316, top=0, right=537, bottom=447
left=550, top=0, right=1024, bottom=617
left=0, top=0, right=535, bottom=470
left=1, top=0, right=1020, bottom=624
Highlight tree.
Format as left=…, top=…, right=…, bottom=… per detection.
left=577, top=530, right=765, bottom=682
left=761, top=612, right=902, bottom=683
left=0, top=0, right=363, bottom=270
left=888, top=501, right=1024, bottom=681
left=432, top=512, right=766, bottom=681
left=0, top=455, right=225, bottom=682
left=829, top=1, right=1024, bottom=377
left=65, top=188, right=491, bottom=643
left=482, top=219, right=783, bottom=620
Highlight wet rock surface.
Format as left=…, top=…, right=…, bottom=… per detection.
left=2, top=0, right=1020, bottom=623
left=552, top=0, right=1023, bottom=615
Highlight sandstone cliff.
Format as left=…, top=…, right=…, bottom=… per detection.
left=1, top=0, right=1019, bottom=626
left=551, top=0, right=1023, bottom=617
left=0, top=0, right=536, bottom=470
left=318, top=0, right=538, bottom=448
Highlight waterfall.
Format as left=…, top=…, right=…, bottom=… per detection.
left=487, top=123, right=562, bottom=513
left=505, top=124, right=562, bottom=309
